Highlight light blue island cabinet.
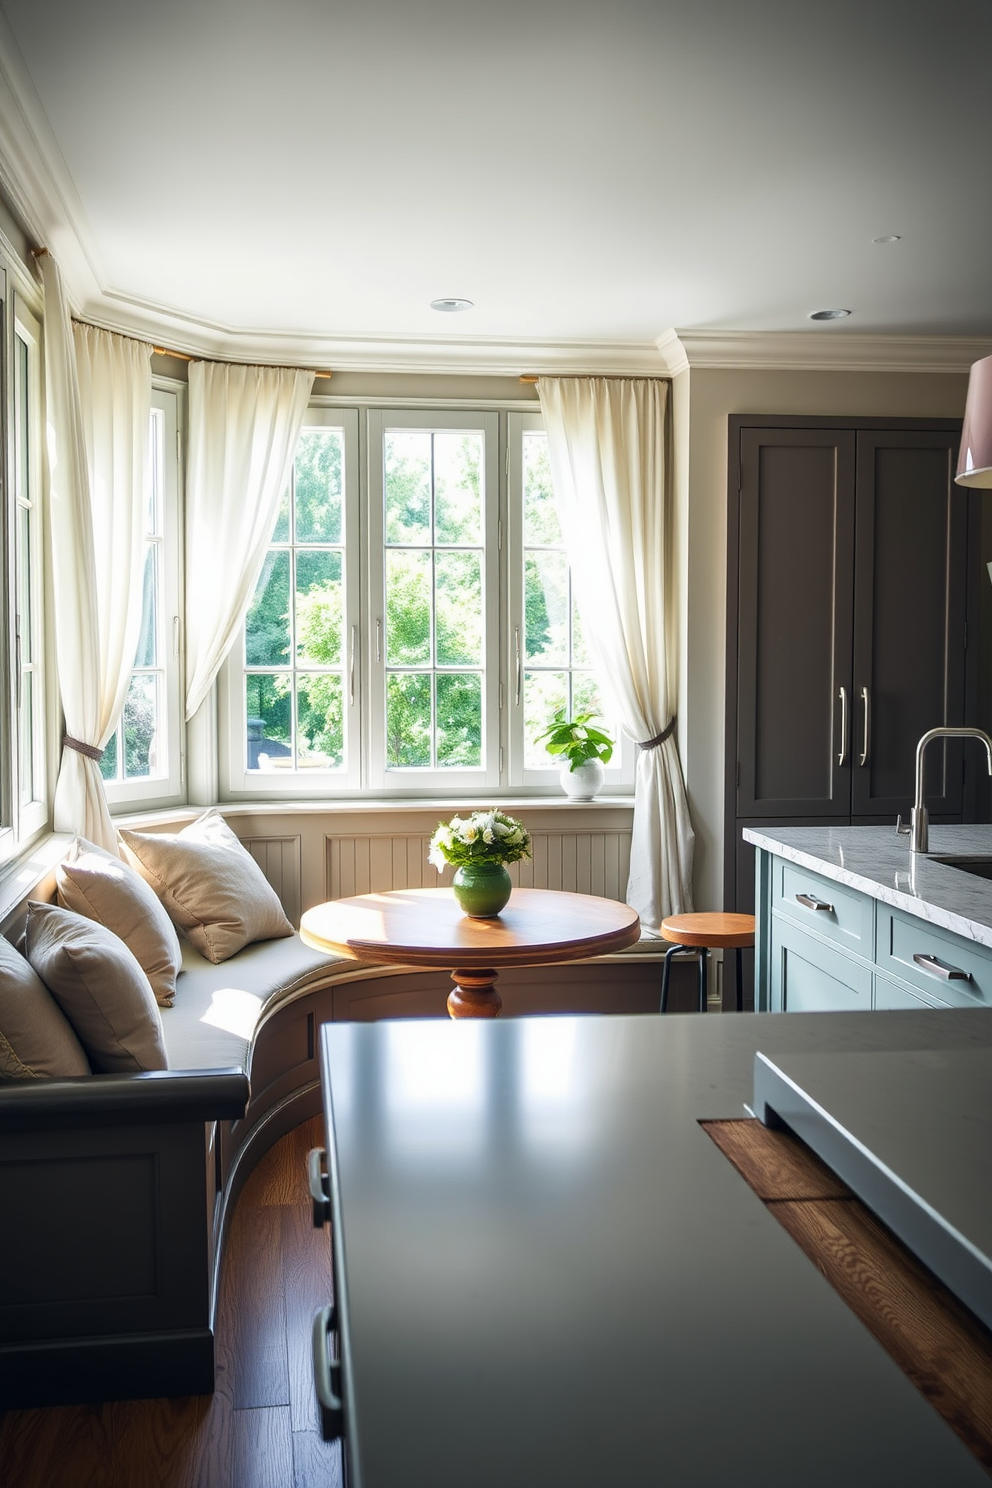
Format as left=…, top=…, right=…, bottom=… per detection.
left=744, top=824, right=992, bottom=1013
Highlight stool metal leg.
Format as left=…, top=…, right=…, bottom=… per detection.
left=698, top=947, right=707, bottom=1013
left=736, top=946, right=744, bottom=1012
left=660, top=943, right=682, bottom=1013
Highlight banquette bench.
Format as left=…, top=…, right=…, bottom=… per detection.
left=0, top=815, right=665, bottom=1409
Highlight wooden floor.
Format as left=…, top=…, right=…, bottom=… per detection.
left=0, top=1116, right=343, bottom=1488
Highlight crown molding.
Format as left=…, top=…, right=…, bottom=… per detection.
left=658, top=328, right=992, bottom=375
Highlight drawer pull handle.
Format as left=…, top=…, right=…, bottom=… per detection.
left=312, top=1304, right=344, bottom=1441
left=912, top=953, right=971, bottom=982
left=796, top=893, right=834, bottom=913
left=308, top=1147, right=331, bottom=1229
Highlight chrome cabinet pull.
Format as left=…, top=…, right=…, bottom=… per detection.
left=308, top=1147, right=331, bottom=1228
left=912, top=953, right=971, bottom=982
left=796, top=892, right=834, bottom=913
left=312, top=1304, right=344, bottom=1441
left=837, top=685, right=848, bottom=766
left=860, top=685, right=870, bottom=766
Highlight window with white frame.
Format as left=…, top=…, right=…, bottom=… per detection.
left=101, top=385, right=184, bottom=809
left=221, top=404, right=631, bottom=798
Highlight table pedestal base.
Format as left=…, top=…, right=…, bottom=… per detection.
left=447, top=969, right=501, bottom=1019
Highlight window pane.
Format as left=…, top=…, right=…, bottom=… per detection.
left=296, top=549, right=343, bottom=666
left=19, top=674, right=33, bottom=804
left=17, top=505, right=32, bottom=661
left=295, top=430, right=343, bottom=545
left=386, top=672, right=431, bottom=767
left=297, top=675, right=344, bottom=768
left=434, top=432, right=482, bottom=545
left=147, top=407, right=162, bottom=535
left=123, top=673, right=158, bottom=779
left=134, top=543, right=157, bottom=668
left=524, top=670, right=567, bottom=769
left=525, top=551, right=568, bottom=665
left=436, top=551, right=481, bottom=666
left=100, top=731, right=118, bottom=782
left=246, top=675, right=293, bottom=769
left=385, top=431, right=431, bottom=544
left=572, top=672, right=607, bottom=721
left=386, top=549, right=431, bottom=665
left=246, top=551, right=290, bottom=667
left=523, top=433, right=560, bottom=545
left=572, top=596, right=591, bottom=667
left=436, top=673, right=482, bottom=767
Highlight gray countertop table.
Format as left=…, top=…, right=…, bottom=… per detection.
left=319, top=1008, right=992, bottom=1488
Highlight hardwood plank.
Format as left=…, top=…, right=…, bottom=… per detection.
left=701, top=1116, right=850, bottom=1200
left=220, top=1202, right=290, bottom=1410
left=773, top=1196, right=992, bottom=1471
left=244, top=1116, right=324, bottom=1209
left=292, top=1428, right=345, bottom=1488
left=231, top=1406, right=294, bottom=1488
left=281, top=1201, right=334, bottom=1433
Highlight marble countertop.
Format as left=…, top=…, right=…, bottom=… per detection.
left=743, top=823, right=992, bottom=949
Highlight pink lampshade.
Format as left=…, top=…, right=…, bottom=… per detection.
left=956, top=354, right=992, bottom=487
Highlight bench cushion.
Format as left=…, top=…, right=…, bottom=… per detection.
left=161, top=933, right=354, bottom=1072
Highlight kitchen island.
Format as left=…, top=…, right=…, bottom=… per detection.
left=317, top=1009, right=992, bottom=1488
left=744, top=824, right=992, bottom=1013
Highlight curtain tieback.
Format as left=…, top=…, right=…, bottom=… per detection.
left=63, top=734, right=104, bottom=762
left=638, top=717, right=676, bottom=751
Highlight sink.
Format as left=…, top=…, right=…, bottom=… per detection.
left=930, top=856, right=992, bottom=882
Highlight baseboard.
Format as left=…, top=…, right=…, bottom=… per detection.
left=0, top=1327, right=215, bottom=1407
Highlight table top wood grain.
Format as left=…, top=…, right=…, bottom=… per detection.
left=300, top=886, right=640, bottom=970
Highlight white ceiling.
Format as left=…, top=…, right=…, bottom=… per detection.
left=1, top=0, right=990, bottom=373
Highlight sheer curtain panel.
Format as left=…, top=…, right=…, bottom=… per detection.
left=41, top=257, right=152, bottom=851
left=184, top=361, right=314, bottom=721
left=536, top=376, right=693, bottom=927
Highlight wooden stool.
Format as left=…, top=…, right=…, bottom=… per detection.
left=659, top=912, right=755, bottom=1013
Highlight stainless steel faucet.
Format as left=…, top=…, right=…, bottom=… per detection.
left=908, top=726, right=992, bottom=853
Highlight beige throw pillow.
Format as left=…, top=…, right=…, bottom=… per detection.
left=118, top=809, right=293, bottom=965
left=25, top=902, right=168, bottom=1074
left=0, top=934, right=91, bottom=1079
left=57, top=836, right=183, bottom=1007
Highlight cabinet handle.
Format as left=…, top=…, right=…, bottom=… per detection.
left=796, top=893, right=834, bottom=913
left=308, top=1147, right=331, bottom=1229
left=837, top=686, right=848, bottom=766
left=912, top=953, right=971, bottom=983
left=312, top=1304, right=344, bottom=1441
left=860, top=685, right=870, bottom=767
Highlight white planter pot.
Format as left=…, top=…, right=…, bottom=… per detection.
left=560, top=759, right=605, bottom=801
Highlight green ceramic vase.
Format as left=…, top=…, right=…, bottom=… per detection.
left=451, top=862, right=513, bottom=918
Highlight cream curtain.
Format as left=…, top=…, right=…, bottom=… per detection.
left=185, top=361, right=314, bottom=721
left=536, top=376, right=693, bottom=927
left=41, top=257, right=152, bottom=851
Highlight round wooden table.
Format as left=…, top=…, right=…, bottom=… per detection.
left=300, top=887, right=641, bottom=1018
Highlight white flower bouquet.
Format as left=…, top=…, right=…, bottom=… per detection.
left=427, top=809, right=532, bottom=871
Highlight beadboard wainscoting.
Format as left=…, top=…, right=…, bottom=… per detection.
left=119, top=800, right=636, bottom=921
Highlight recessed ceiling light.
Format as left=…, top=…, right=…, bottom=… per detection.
left=430, top=298, right=473, bottom=312
left=809, top=308, right=852, bottom=321
left=872, top=235, right=902, bottom=244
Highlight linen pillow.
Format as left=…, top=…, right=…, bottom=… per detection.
left=56, top=836, right=183, bottom=1007
left=0, top=933, right=91, bottom=1079
left=118, top=808, right=293, bottom=965
left=24, top=902, right=168, bottom=1074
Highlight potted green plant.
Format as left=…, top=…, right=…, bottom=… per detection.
left=533, top=708, right=614, bottom=800
left=428, top=809, right=532, bottom=917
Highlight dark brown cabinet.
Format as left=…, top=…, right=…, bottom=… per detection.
left=726, top=416, right=980, bottom=1002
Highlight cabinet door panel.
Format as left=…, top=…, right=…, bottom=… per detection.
left=771, top=917, right=871, bottom=1012
left=852, top=431, right=966, bottom=818
left=737, top=430, right=856, bottom=817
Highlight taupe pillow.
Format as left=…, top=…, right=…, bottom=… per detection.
left=57, top=836, right=183, bottom=1007
left=118, top=809, right=293, bottom=965
left=25, top=902, right=168, bottom=1074
left=0, top=933, right=90, bottom=1079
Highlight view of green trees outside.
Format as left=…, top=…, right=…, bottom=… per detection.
left=384, top=430, right=484, bottom=768
left=244, top=429, right=346, bottom=771
left=101, top=409, right=164, bottom=783
left=522, top=431, right=607, bottom=768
